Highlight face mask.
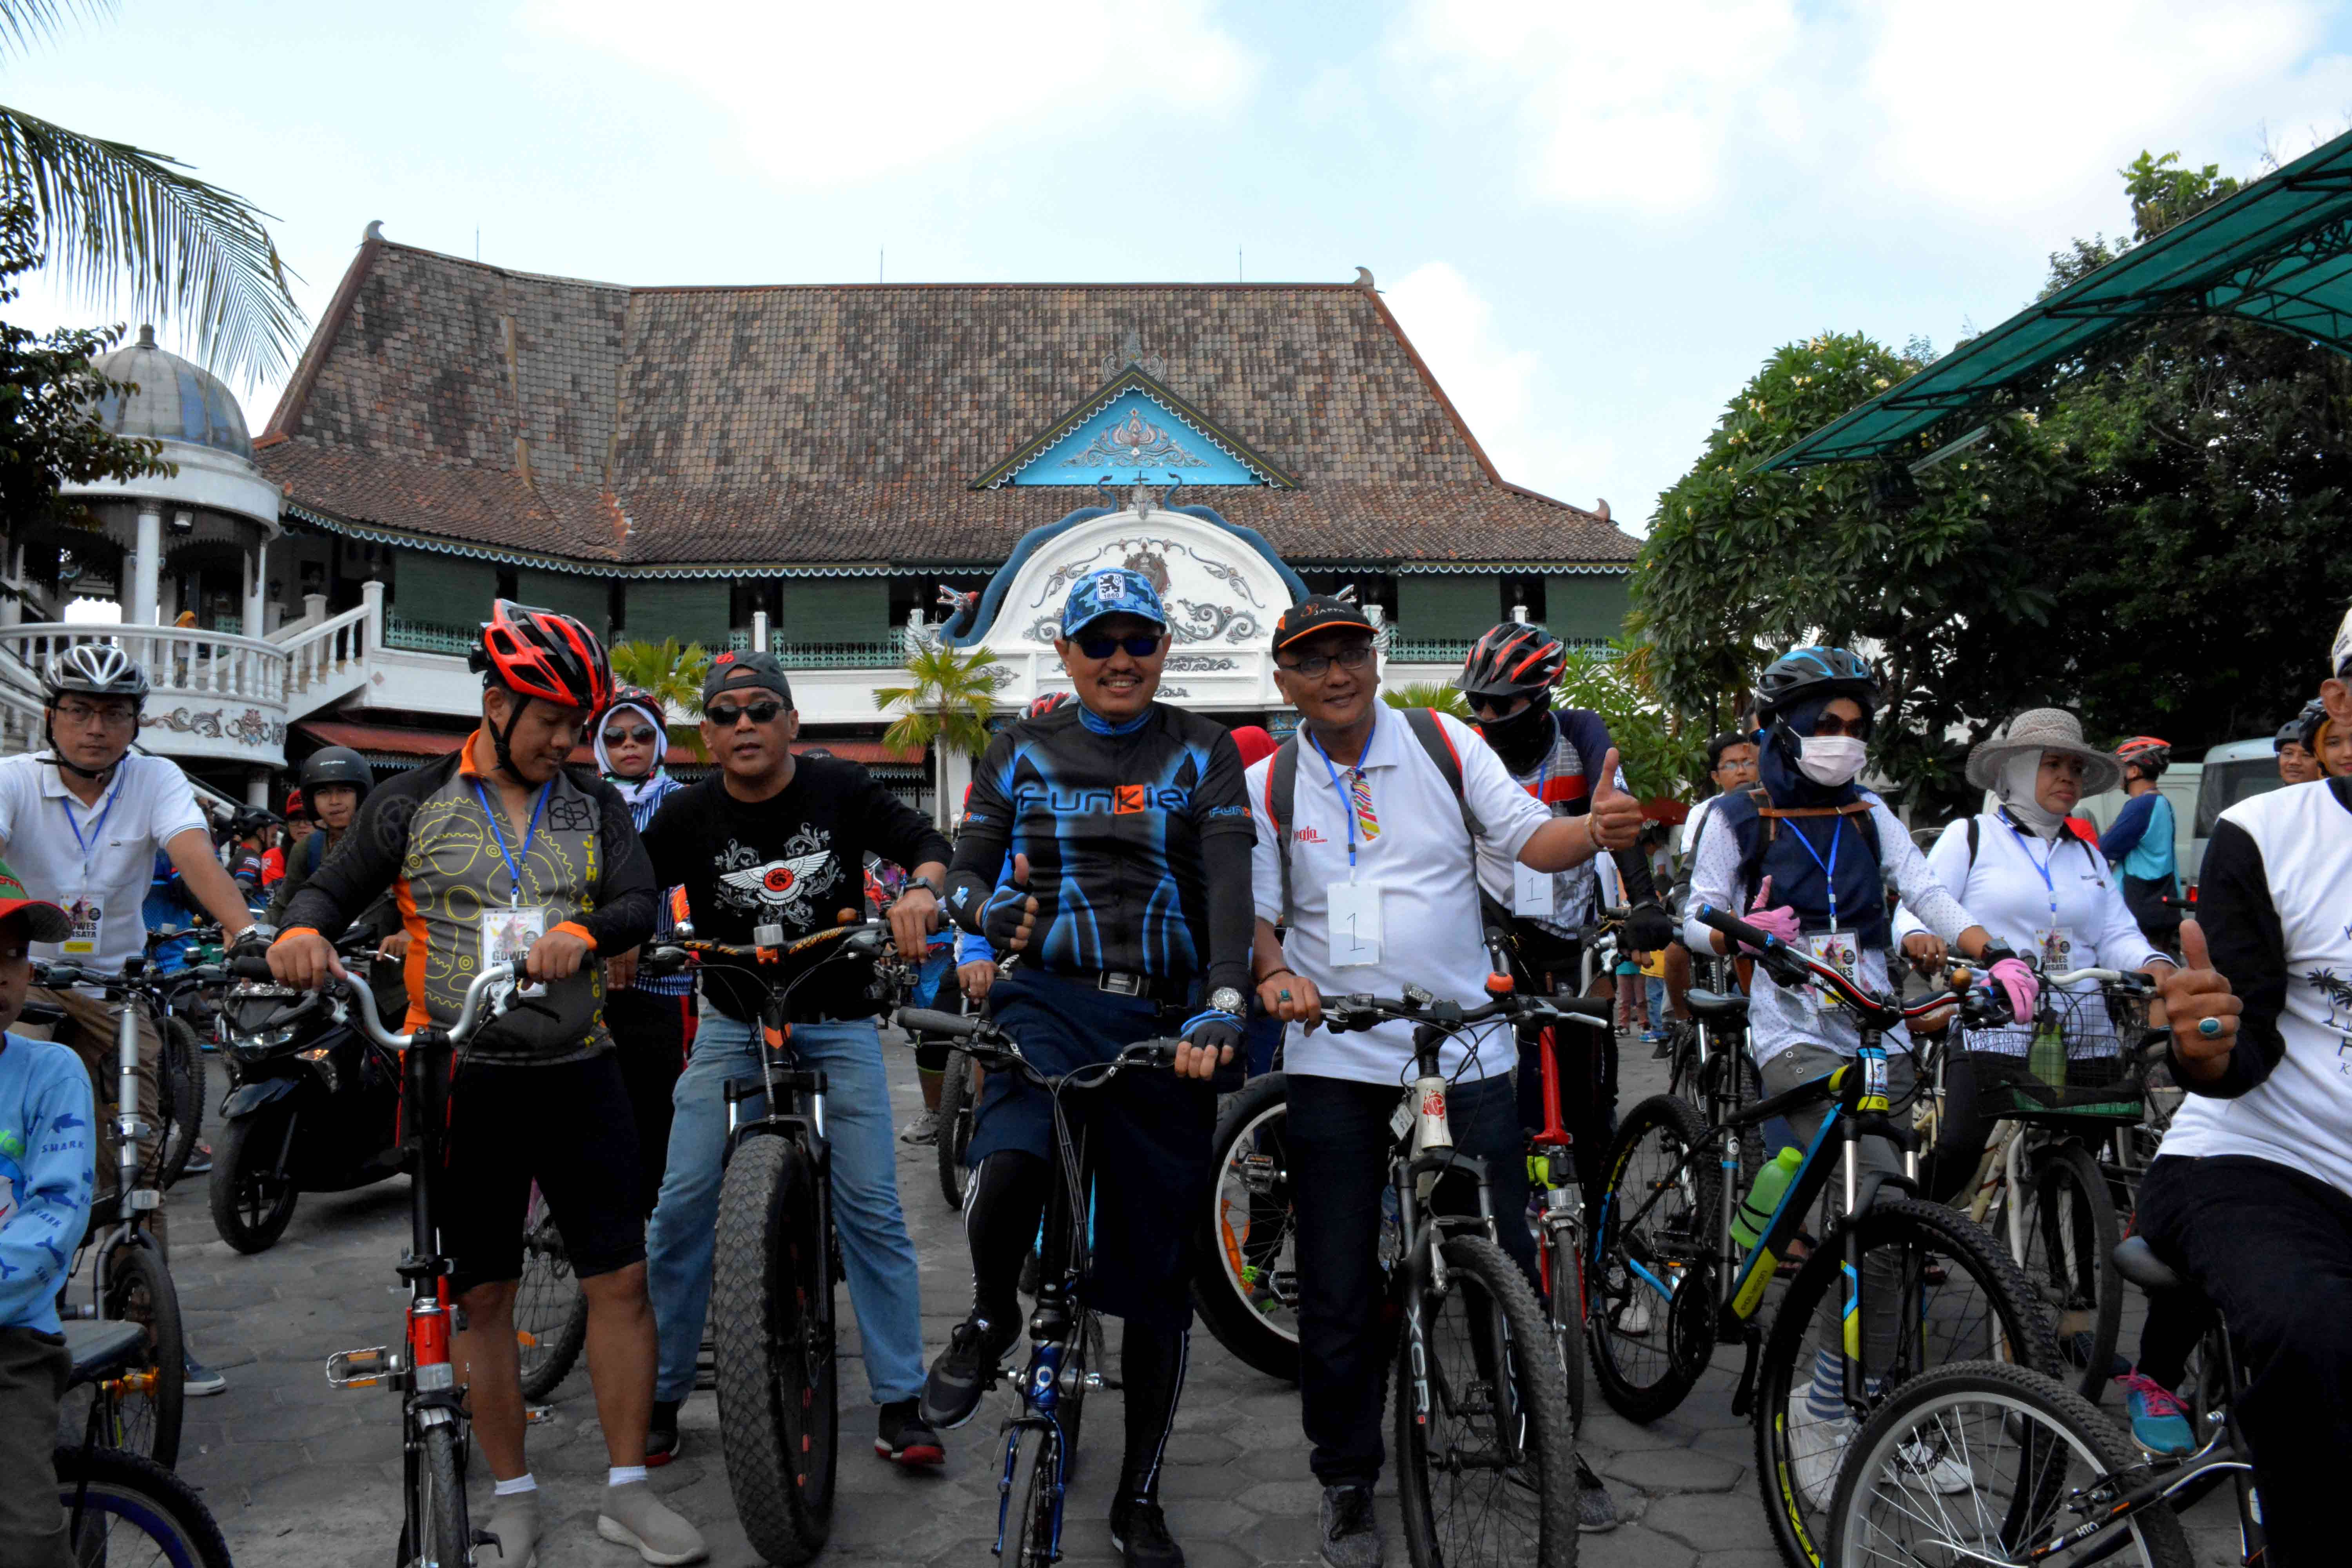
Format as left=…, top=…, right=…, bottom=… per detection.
left=1477, top=701, right=1554, bottom=773
left=1796, top=734, right=1868, bottom=787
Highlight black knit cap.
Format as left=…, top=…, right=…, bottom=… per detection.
left=701, top=650, right=795, bottom=710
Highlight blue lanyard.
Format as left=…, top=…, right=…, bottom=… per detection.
left=2007, top=816, right=2062, bottom=927
left=471, top=779, right=552, bottom=906
left=60, top=779, right=121, bottom=882
left=1307, top=705, right=1376, bottom=875
left=1783, top=815, right=1843, bottom=931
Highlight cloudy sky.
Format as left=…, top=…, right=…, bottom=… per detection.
left=12, top=0, right=2352, bottom=532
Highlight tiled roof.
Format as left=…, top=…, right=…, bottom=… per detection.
left=256, top=238, right=1635, bottom=570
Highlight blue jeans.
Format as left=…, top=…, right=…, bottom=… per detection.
left=645, top=1012, right=926, bottom=1405
left=1644, top=978, right=1668, bottom=1033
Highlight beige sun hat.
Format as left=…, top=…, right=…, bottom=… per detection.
left=1964, top=708, right=2124, bottom=797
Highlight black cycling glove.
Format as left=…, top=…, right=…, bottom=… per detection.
left=1180, top=1007, right=1246, bottom=1058
left=1623, top=900, right=1677, bottom=953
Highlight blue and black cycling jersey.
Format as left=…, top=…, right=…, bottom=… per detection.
left=947, top=701, right=1255, bottom=996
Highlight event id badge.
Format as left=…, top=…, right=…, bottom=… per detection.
left=2035, top=927, right=2075, bottom=971
left=1512, top=861, right=1555, bottom=920
left=483, top=904, right=548, bottom=969
left=1328, top=881, right=1383, bottom=967
left=1803, top=930, right=1860, bottom=1013
left=61, top=896, right=101, bottom=957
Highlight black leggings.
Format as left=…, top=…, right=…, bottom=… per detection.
left=964, top=1151, right=1190, bottom=1504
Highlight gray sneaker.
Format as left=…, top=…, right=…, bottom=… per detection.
left=483, top=1491, right=540, bottom=1568
left=596, top=1481, right=708, bottom=1565
left=1575, top=1458, right=1620, bottom=1533
left=1319, top=1484, right=1381, bottom=1568
left=898, top=1109, right=940, bottom=1145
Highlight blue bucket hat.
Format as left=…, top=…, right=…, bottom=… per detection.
left=1060, top=568, right=1168, bottom=639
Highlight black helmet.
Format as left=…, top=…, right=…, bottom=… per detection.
left=2291, top=698, right=2327, bottom=753
left=1753, top=646, right=1880, bottom=725
left=298, top=746, right=373, bottom=818
left=1455, top=623, right=1566, bottom=700
left=230, top=806, right=278, bottom=841
left=44, top=641, right=149, bottom=705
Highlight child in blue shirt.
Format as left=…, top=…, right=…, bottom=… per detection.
left=0, top=861, right=92, bottom=1568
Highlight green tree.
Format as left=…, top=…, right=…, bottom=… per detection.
left=0, top=0, right=303, bottom=381
left=1555, top=640, right=1707, bottom=805
left=876, top=642, right=1007, bottom=830
left=609, top=637, right=710, bottom=760
left=1379, top=679, right=1469, bottom=719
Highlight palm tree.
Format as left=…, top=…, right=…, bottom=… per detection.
left=876, top=643, right=1007, bottom=830
left=610, top=637, right=710, bottom=760
left=1, top=1, right=303, bottom=382
left=1382, top=680, right=1470, bottom=719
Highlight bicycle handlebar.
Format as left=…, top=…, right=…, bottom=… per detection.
left=890, top=1007, right=1176, bottom=1094
left=332, top=962, right=525, bottom=1051
left=1320, top=987, right=1615, bottom=1035
left=1692, top=904, right=1996, bottom=1029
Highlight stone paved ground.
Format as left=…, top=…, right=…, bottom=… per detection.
left=155, top=1034, right=2243, bottom=1566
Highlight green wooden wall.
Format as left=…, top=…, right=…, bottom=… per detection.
left=516, top=568, right=609, bottom=636
left=622, top=579, right=731, bottom=647
left=1544, top=574, right=1632, bottom=642
left=777, top=578, right=888, bottom=642
left=1397, top=575, right=1501, bottom=639
left=391, top=549, right=497, bottom=626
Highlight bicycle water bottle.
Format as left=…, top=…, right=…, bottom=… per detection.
left=1411, top=1075, right=1453, bottom=1152
left=2028, top=1020, right=2067, bottom=1086
left=1730, top=1146, right=1803, bottom=1248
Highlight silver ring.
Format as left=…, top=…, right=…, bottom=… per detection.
left=2197, top=1016, right=2223, bottom=1038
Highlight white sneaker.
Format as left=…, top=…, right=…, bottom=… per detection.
left=1615, top=1290, right=1653, bottom=1337
left=898, top=1109, right=940, bottom=1145
left=1789, top=1408, right=1857, bottom=1510
left=1893, top=1437, right=1973, bottom=1495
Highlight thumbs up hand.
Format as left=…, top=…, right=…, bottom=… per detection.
left=981, top=852, right=1042, bottom=957
left=1587, top=748, right=1643, bottom=851
left=2158, top=918, right=2239, bottom=1084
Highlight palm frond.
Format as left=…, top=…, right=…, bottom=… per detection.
left=0, top=1, right=111, bottom=62
left=1382, top=681, right=1470, bottom=718
left=0, top=104, right=304, bottom=384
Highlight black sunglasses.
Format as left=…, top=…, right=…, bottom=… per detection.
left=1074, top=633, right=1163, bottom=661
left=706, top=701, right=785, bottom=728
left=603, top=725, right=658, bottom=746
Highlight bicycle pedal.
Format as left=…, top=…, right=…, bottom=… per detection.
left=525, top=1403, right=555, bottom=1425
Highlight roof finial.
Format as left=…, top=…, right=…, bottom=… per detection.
left=1354, top=266, right=1376, bottom=290
left=1593, top=497, right=1612, bottom=521
left=136, top=325, right=156, bottom=348
left=363, top=220, right=384, bottom=243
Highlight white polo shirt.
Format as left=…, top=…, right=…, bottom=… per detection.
left=0, top=752, right=207, bottom=976
left=1248, top=710, right=1551, bottom=1084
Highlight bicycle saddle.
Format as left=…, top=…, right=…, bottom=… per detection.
left=2114, top=1236, right=2196, bottom=1301
left=1684, top=989, right=1749, bottom=1020
left=64, top=1319, right=148, bottom=1385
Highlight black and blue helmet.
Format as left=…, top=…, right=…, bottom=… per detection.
left=1753, top=646, right=1880, bottom=725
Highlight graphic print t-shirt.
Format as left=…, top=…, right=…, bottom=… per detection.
left=642, top=758, right=951, bottom=1023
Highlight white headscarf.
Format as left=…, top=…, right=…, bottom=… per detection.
left=595, top=699, right=668, bottom=806
left=1996, top=750, right=2063, bottom=838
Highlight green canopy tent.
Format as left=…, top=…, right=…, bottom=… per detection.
left=1763, top=126, right=2352, bottom=472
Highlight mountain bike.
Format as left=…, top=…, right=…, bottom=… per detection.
left=36, top=955, right=211, bottom=1468
left=893, top=1004, right=1165, bottom=1567
left=664, top=920, right=895, bottom=1568
left=514, top=1183, right=588, bottom=1401
left=297, top=956, right=534, bottom=1568
left=1589, top=905, right=2059, bottom=1568
left=936, top=1044, right=978, bottom=1209
left=1825, top=1233, right=2255, bottom=1567
left=51, top=1318, right=234, bottom=1567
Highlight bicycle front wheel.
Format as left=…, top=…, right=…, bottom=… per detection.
left=1002, top=1423, right=1065, bottom=1568
left=400, top=1421, right=470, bottom=1568
left=53, top=1443, right=235, bottom=1568
left=158, top=1019, right=204, bottom=1191
left=1192, top=1072, right=1301, bottom=1382
left=2016, top=1141, right=2121, bottom=1402
left=936, top=1047, right=975, bottom=1211
left=1756, top=1197, right=2060, bottom=1568
left=1394, top=1234, right=1578, bottom=1568
left=1827, top=1359, right=2194, bottom=1568
left=515, top=1187, right=588, bottom=1401
left=712, top=1132, right=837, bottom=1565
left=1587, top=1092, right=1718, bottom=1423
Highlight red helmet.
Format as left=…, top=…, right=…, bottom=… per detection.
left=2115, top=735, right=2172, bottom=778
left=470, top=599, right=613, bottom=713
left=1455, top=622, right=1565, bottom=700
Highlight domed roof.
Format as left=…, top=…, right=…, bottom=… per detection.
left=89, top=325, right=251, bottom=457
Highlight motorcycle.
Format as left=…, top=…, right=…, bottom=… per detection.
left=208, top=931, right=408, bottom=1253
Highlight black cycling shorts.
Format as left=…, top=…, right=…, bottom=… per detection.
left=440, top=1052, right=645, bottom=1294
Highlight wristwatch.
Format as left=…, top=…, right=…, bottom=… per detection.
left=1208, top=986, right=1245, bottom=1016
left=903, top=875, right=943, bottom=901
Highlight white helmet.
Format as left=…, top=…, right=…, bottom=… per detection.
left=2334, top=603, right=2352, bottom=679
left=43, top=641, right=150, bottom=704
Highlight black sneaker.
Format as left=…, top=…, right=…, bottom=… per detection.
left=646, top=1397, right=682, bottom=1468
left=1574, top=1456, right=1620, bottom=1532
left=1109, top=1496, right=1184, bottom=1568
left=1318, top=1485, right=1381, bottom=1568
left=920, top=1314, right=1016, bottom=1430
left=876, top=1399, right=944, bottom=1466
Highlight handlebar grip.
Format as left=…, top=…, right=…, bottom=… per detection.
left=639, top=946, right=690, bottom=978
left=228, top=953, right=276, bottom=981
left=897, top=1007, right=979, bottom=1040
left=1694, top=904, right=1777, bottom=953
left=1546, top=994, right=1616, bottom=1020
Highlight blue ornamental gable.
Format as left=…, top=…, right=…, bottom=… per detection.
left=973, top=368, right=1297, bottom=490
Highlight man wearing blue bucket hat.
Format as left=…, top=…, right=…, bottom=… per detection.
left=926, top=566, right=1256, bottom=1568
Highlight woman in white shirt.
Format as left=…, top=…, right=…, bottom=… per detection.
left=1896, top=708, right=2174, bottom=1201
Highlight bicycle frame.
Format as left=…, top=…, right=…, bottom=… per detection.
left=995, top=1078, right=1099, bottom=1562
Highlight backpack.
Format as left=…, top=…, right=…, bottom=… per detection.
left=1266, top=708, right=1482, bottom=924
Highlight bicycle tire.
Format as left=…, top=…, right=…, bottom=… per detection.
left=90, top=1240, right=185, bottom=1468
left=52, top=1443, right=235, bottom=1568
left=515, top=1188, right=588, bottom=1401
left=158, top=1019, right=203, bottom=1191
left=1190, top=1073, right=1301, bottom=1382
left=2018, top=1141, right=2122, bottom=1404
left=1395, top=1234, right=1578, bottom=1568
left=712, top=1132, right=837, bottom=1566
left=1002, top=1423, right=1063, bottom=1568
left=1755, top=1197, right=2060, bottom=1568
left=208, top=1101, right=301, bottom=1254
left=1825, top=1358, right=2194, bottom=1568
left=1536, top=1205, right=1588, bottom=1435
left=1586, top=1092, right=1719, bottom=1423
left=936, top=1047, right=974, bottom=1211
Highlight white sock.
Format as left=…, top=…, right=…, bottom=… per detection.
left=494, top=1474, right=537, bottom=1497
left=609, top=1465, right=648, bottom=1488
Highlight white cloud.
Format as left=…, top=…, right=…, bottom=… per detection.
left=524, top=0, right=1260, bottom=189
left=1382, top=261, right=1610, bottom=506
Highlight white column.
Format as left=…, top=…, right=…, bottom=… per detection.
left=132, top=505, right=162, bottom=625
left=751, top=608, right=770, bottom=653
left=937, top=745, right=975, bottom=833
left=0, top=540, right=22, bottom=629
left=243, top=540, right=266, bottom=639
left=247, top=768, right=270, bottom=808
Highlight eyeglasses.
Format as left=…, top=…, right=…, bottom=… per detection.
left=1278, top=643, right=1375, bottom=679
left=53, top=701, right=136, bottom=730
left=1073, top=633, right=1163, bottom=661
left=603, top=725, right=658, bottom=746
left=706, top=701, right=784, bottom=728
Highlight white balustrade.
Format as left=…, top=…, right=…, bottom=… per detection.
left=0, top=622, right=292, bottom=766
